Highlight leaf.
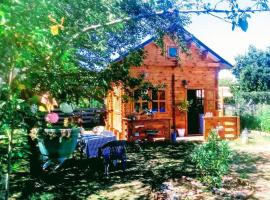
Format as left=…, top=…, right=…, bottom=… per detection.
left=50, top=25, right=59, bottom=36
left=18, top=84, right=26, bottom=90
left=238, top=17, right=248, bottom=32
left=232, top=22, right=236, bottom=31
left=48, top=14, right=57, bottom=23
left=38, top=105, right=46, bottom=112
left=0, top=11, right=6, bottom=25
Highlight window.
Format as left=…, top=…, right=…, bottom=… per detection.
left=134, top=90, right=166, bottom=113
left=196, top=89, right=204, bottom=106
left=168, top=47, right=178, bottom=58
left=151, top=90, right=166, bottom=112
left=134, top=90, right=149, bottom=113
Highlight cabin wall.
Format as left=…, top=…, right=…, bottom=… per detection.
left=106, top=36, right=221, bottom=138
left=105, top=86, right=125, bottom=139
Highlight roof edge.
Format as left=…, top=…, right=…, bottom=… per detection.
left=113, top=29, right=233, bottom=69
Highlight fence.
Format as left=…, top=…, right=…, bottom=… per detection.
left=204, top=116, right=240, bottom=140
left=54, top=108, right=105, bottom=128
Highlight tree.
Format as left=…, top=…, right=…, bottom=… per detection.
left=233, top=45, right=270, bottom=92
left=0, top=1, right=189, bottom=198
left=219, top=77, right=235, bottom=87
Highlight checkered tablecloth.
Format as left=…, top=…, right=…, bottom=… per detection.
left=80, top=134, right=116, bottom=158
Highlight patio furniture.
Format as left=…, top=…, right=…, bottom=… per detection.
left=98, top=140, right=127, bottom=176
left=79, top=134, right=116, bottom=158
left=126, top=119, right=170, bottom=141
left=145, top=130, right=165, bottom=142
left=37, top=128, right=80, bottom=171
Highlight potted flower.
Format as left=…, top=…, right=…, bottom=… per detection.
left=176, top=100, right=193, bottom=112
left=30, top=94, right=80, bottom=163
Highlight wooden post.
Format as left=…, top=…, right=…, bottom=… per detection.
left=171, top=74, right=176, bottom=132
left=237, top=116, right=240, bottom=137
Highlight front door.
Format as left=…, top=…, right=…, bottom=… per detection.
left=187, top=89, right=204, bottom=135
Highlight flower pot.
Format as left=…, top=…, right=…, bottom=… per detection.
left=37, top=128, right=80, bottom=159
left=171, top=132, right=177, bottom=142
left=177, top=129, right=185, bottom=137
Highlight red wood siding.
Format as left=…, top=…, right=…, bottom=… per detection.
left=106, top=36, right=222, bottom=139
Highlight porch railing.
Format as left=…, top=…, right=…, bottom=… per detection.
left=204, top=116, right=240, bottom=140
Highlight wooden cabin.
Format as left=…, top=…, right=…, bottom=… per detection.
left=105, top=30, right=240, bottom=141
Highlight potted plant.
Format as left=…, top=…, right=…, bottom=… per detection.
left=176, top=99, right=193, bottom=112
left=29, top=94, right=80, bottom=170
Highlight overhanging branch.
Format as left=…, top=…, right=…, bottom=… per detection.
left=70, top=8, right=270, bottom=42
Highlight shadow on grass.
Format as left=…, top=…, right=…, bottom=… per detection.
left=11, top=141, right=200, bottom=200
left=231, top=151, right=266, bottom=179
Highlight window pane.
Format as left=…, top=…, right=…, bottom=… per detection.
left=142, top=90, right=149, bottom=100
left=159, top=90, right=165, bottom=100
left=135, top=103, right=140, bottom=112
left=134, top=90, right=139, bottom=101
left=196, top=90, right=201, bottom=98
left=152, top=90, right=158, bottom=100
left=142, top=102, right=148, bottom=110
left=152, top=102, right=158, bottom=112
left=168, top=47, right=178, bottom=57
left=159, top=102, right=166, bottom=112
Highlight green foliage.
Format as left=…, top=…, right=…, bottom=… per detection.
left=238, top=91, right=270, bottom=104
left=223, top=97, right=235, bottom=104
left=1, top=0, right=269, bottom=198
left=0, top=85, right=30, bottom=196
left=233, top=46, right=270, bottom=92
left=191, top=130, right=232, bottom=188
left=240, top=113, right=261, bottom=130
left=230, top=45, right=270, bottom=131
left=177, top=99, right=193, bottom=112
left=219, top=77, right=235, bottom=87
left=238, top=104, right=270, bottom=132
left=30, top=193, right=54, bottom=200
left=259, top=109, right=270, bottom=132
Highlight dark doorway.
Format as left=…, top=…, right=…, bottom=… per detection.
left=187, top=89, right=204, bottom=135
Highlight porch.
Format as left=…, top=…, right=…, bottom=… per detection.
left=121, top=116, right=240, bottom=141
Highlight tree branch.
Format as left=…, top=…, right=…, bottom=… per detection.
left=70, top=8, right=270, bottom=42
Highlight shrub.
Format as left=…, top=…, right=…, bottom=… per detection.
left=240, top=104, right=270, bottom=132
left=191, top=130, right=232, bottom=188
left=259, top=109, right=270, bottom=132
left=240, top=113, right=261, bottom=131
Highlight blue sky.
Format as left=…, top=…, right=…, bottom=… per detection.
left=187, top=11, right=270, bottom=78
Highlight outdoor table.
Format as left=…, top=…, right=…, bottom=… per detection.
left=79, top=134, right=116, bottom=158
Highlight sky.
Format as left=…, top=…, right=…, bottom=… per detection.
left=187, top=10, right=270, bottom=79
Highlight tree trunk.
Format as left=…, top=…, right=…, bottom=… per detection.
left=5, top=129, right=13, bottom=200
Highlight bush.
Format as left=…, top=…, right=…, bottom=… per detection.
left=191, top=130, right=232, bottom=188
left=240, top=113, right=261, bottom=131
left=240, top=104, right=270, bottom=132
left=259, top=109, right=270, bottom=132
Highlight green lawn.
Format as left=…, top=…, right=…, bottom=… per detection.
left=10, top=141, right=199, bottom=200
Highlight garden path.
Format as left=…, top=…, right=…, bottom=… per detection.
left=230, top=135, right=270, bottom=200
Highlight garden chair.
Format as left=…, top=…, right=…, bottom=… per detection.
left=98, top=140, right=127, bottom=176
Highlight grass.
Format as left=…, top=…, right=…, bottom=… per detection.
left=10, top=141, right=200, bottom=200
left=228, top=134, right=270, bottom=181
